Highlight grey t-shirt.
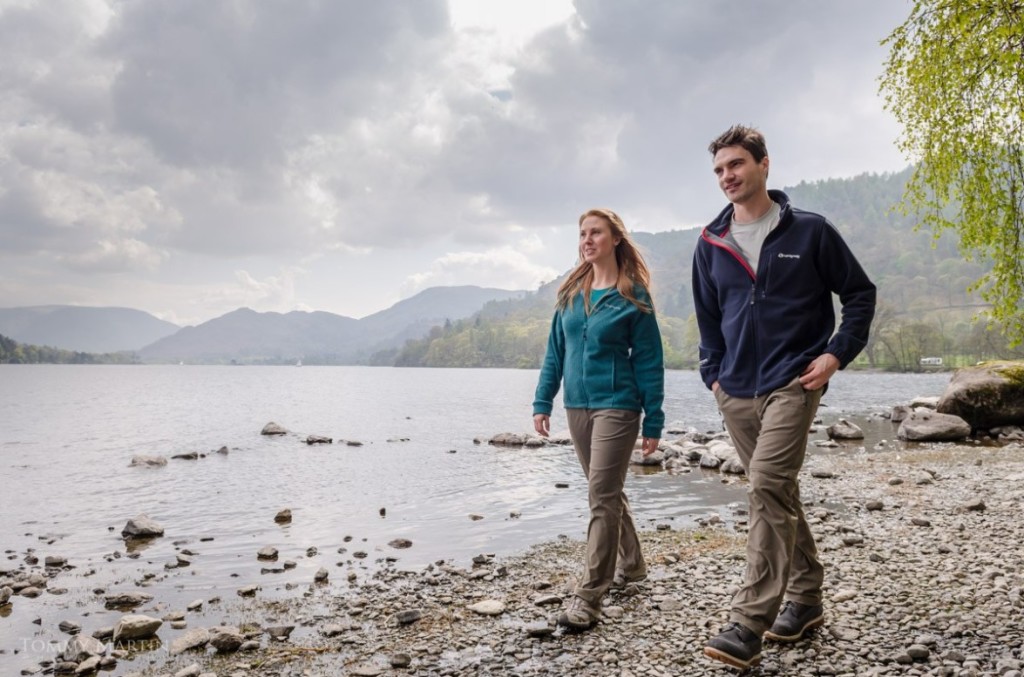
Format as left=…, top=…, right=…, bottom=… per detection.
left=725, top=201, right=781, bottom=274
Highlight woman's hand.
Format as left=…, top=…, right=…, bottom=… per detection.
left=641, top=437, right=659, bottom=456
left=533, top=414, right=550, bottom=438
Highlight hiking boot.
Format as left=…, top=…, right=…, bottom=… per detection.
left=557, top=595, right=600, bottom=630
left=764, top=600, right=824, bottom=642
left=703, top=622, right=762, bottom=669
left=610, top=569, right=648, bottom=590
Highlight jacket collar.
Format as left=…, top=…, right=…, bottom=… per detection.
left=702, top=189, right=792, bottom=239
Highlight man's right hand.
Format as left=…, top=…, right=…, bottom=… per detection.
left=711, top=381, right=720, bottom=394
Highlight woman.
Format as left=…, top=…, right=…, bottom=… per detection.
left=533, top=207, right=665, bottom=630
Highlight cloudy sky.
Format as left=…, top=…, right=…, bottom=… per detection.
left=1, top=0, right=912, bottom=325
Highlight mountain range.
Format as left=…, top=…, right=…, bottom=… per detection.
left=0, top=286, right=526, bottom=364
left=0, top=306, right=179, bottom=353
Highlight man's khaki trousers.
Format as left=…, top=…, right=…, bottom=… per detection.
left=566, top=408, right=645, bottom=607
left=715, top=376, right=824, bottom=635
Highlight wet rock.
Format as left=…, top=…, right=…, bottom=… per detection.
left=699, top=452, right=722, bottom=469
left=237, top=585, right=259, bottom=597
left=173, top=665, right=202, bottom=677
left=171, top=451, right=199, bottom=460
left=489, top=432, right=531, bottom=446
left=321, top=623, right=351, bottom=637
left=104, top=592, right=154, bottom=609
left=630, top=449, right=664, bottom=466
left=274, top=509, right=292, bottom=523
left=261, top=422, right=287, bottom=435
left=388, top=538, right=413, bottom=549
left=170, top=628, right=211, bottom=654
left=121, top=515, right=164, bottom=539
left=897, top=410, right=971, bottom=441
left=265, top=625, right=294, bottom=641
left=257, top=546, right=278, bottom=560
left=74, top=656, right=101, bottom=674
left=305, top=435, right=332, bottom=444
left=129, top=455, right=168, bottom=467
left=58, top=620, right=81, bottom=634
left=113, top=614, right=162, bottom=642
left=45, top=555, right=67, bottom=567
left=210, top=628, right=245, bottom=653
left=314, top=567, right=329, bottom=583
left=827, top=418, right=864, bottom=440
left=890, top=404, right=912, bottom=422
left=390, top=653, right=412, bottom=668
left=62, top=635, right=105, bottom=662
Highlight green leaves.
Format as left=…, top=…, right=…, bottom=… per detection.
left=881, top=0, right=1024, bottom=344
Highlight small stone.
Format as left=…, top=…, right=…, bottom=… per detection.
left=274, top=509, right=292, bottom=523
left=393, top=609, right=423, bottom=625
left=468, top=599, right=506, bottom=615
left=525, top=621, right=555, bottom=637
left=390, top=653, right=412, bottom=668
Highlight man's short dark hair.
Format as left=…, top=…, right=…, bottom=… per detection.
left=708, top=125, right=768, bottom=163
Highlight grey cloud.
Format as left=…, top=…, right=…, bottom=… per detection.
left=0, top=0, right=913, bottom=318
left=103, top=0, right=449, bottom=169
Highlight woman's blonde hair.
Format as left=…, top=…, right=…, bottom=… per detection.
left=555, top=208, right=654, bottom=314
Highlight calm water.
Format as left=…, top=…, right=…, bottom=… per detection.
left=0, top=365, right=949, bottom=666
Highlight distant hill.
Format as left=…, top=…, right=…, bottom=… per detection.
left=138, top=286, right=526, bottom=364
left=389, top=169, right=1012, bottom=371
left=0, top=306, right=179, bottom=353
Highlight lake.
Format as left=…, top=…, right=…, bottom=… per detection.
left=0, top=365, right=949, bottom=659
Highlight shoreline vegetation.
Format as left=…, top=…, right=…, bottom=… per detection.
left=0, top=335, right=969, bottom=374
left=3, top=430, right=1023, bottom=676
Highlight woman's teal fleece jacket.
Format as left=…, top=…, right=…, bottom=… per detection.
left=533, top=287, right=665, bottom=439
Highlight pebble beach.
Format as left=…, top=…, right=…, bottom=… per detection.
left=6, top=434, right=1023, bottom=677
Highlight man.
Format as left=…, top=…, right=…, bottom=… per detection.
left=692, top=125, right=876, bottom=669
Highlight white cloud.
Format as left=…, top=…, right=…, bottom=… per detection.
left=403, top=243, right=559, bottom=296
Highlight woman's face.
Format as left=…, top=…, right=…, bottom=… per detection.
left=579, top=215, right=620, bottom=267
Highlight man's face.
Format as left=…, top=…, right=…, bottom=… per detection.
left=712, top=145, right=769, bottom=206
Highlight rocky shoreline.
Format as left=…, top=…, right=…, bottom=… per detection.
left=6, top=435, right=1023, bottom=677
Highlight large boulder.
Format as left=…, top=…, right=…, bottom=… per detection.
left=936, top=361, right=1024, bottom=430
left=897, top=410, right=971, bottom=442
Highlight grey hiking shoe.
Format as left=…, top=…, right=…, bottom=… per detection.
left=557, top=595, right=600, bottom=630
left=765, top=600, right=824, bottom=642
left=704, top=622, right=762, bottom=669
left=610, top=569, right=648, bottom=590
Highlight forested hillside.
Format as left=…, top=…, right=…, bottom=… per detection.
left=0, top=334, right=139, bottom=364
left=387, top=169, right=1024, bottom=371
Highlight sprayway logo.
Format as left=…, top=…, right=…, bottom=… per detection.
left=777, top=253, right=800, bottom=259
